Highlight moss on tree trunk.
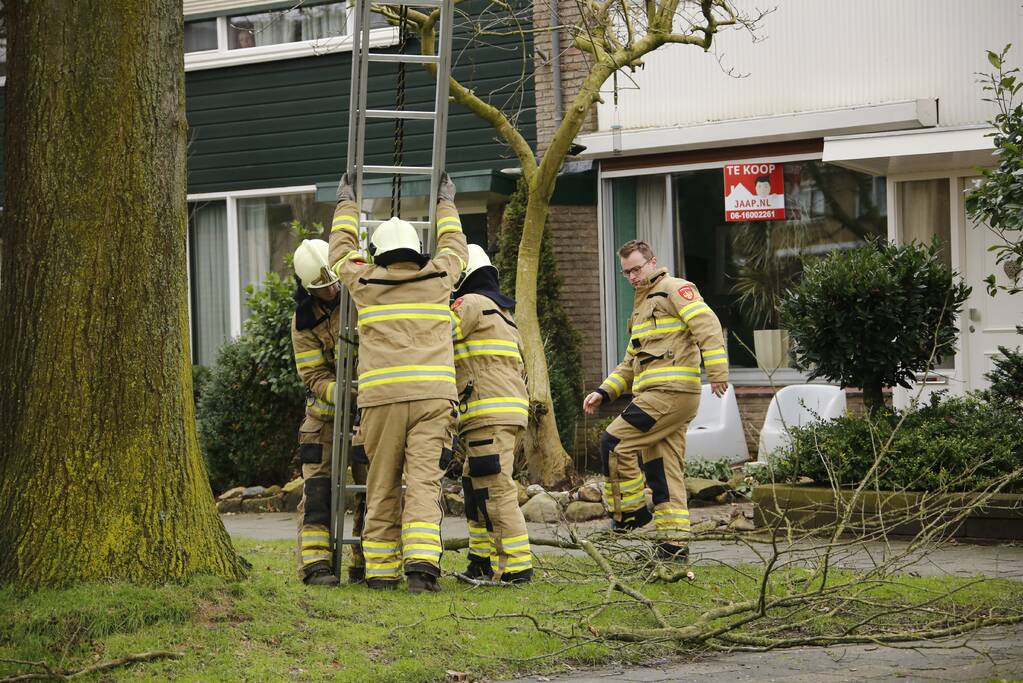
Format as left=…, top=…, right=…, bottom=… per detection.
left=0, top=0, right=247, bottom=588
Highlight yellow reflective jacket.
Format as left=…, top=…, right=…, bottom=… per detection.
left=328, top=199, right=468, bottom=407
left=599, top=268, right=728, bottom=400
left=291, top=296, right=341, bottom=420
left=451, top=293, right=528, bottom=430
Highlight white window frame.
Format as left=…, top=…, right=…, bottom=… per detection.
left=187, top=184, right=318, bottom=344
left=598, top=151, right=861, bottom=387
left=184, top=9, right=398, bottom=72
left=885, top=169, right=977, bottom=400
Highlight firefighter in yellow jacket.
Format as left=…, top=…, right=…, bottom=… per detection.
left=451, top=244, right=532, bottom=583
left=291, top=239, right=368, bottom=586
left=583, top=240, right=729, bottom=560
left=329, top=173, right=468, bottom=593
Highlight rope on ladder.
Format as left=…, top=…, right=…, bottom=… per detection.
left=391, top=5, right=410, bottom=218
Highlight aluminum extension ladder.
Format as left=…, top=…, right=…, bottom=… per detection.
left=329, top=0, right=455, bottom=577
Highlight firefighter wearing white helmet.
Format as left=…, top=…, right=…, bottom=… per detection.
left=328, top=172, right=468, bottom=594
left=289, top=239, right=368, bottom=586
left=451, top=243, right=532, bottom=583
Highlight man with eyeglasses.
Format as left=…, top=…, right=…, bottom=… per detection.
left=582, top=240, right=729, bottom=560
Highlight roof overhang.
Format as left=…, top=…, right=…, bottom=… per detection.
left=315, top=169, right=518, bottom=214
left=575, top=99, right=938, bottom=160
left=822, top=125, right=997, bottom=176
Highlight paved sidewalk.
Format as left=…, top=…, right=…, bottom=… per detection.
left=222, top=511, right=1023, bottom=579
left=499, top=623, right=1023, bottom=682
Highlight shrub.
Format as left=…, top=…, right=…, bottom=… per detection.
left=965, top=45, right=1022, bottom=296
left=197, top=272, right=307, bottom=492
left=781, top=240, right=970, bottom=415
left=191, top=364, right=212, bottom=411
left=769, top=394, right=1023, bottom=493
left=495, top=178, right=584, bottom=447
left=983, top=326, right=1023, bottom=409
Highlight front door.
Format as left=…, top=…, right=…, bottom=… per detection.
left=962, top=177, right=1023, bottom=391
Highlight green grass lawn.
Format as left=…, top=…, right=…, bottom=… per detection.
left=2, top=539, right=1021, bottom=682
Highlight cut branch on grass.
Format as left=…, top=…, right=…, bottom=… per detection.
left=0, top=651, right=182, bottom=682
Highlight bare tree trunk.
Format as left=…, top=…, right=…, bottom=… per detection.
left=0, top=0, right=247, bottom=588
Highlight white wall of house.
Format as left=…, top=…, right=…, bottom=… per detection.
left=598, top=0, right=1022, bottom=133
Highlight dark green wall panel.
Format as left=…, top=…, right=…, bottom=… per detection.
left=185, top=20, right=534, bottom=194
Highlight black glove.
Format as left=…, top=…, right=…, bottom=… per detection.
left=336, top=173, right=356, bottom=203
left=438, top=173, right=456, bottom=203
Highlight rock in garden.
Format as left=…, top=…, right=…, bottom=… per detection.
left=242, top=485, right=268, bottom=499
left=728, top=516, right=756, bottom=532
left=216, top=498, right=242, bottom=513
left=241, top=495, right=279, bottom=513
left=218, top=486, right=245, bottom=501
left=444, top=492, right=464, bottom=517
left=526, top=484, right=546, bottom=498
left=564, top=501, right=605, bottom=523
left=516, top=481, right=529, bottom=506
left=549, top=490, right=571, bottom=507
left=521, top=492, right=561, bottom=523
left=686, top=478, right=729, bottom=501
left=576, top=482, right=603, bottom=503
left=282, top=487, right=302, bottom=513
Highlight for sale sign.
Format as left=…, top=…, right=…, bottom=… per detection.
left=723, top=162, right=785, bottom=222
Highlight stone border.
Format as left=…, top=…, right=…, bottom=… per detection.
left=752, top=484, right=1023, bottom=542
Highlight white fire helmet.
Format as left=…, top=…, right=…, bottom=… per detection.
left=369, top=216, right=421, bottom=257
left=293, top=239, right=339, bottom=290
left=463, top=243, right=497, bottom=279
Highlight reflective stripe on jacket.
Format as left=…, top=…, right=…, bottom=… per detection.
left=451, top=293, right=529, bottom=429
left=599, top=268, right=728, bottom=398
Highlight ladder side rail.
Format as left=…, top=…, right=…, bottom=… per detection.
left=329, top=287, right=356, bottom=574
left=426, top=0, right=454, bottom=253
left=353, top=0, right=374, bottom=208
left=333, top=291, right=359, bottom=573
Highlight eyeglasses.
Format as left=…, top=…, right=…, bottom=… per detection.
left=621, top=259, right=651, bottom=278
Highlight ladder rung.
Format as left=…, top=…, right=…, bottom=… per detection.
left=367, top=53, right=441, bottom=65
left=362, top=220, right=431, bottom=229
left=363, top=165, right=433, bottom=175
left=375, top=0, right=444, bottom=7
left=337, top=538, right=363, bottom=545
left=342, top=485, right=367, bottom=494
left=365, top=109, right=436, bottom=120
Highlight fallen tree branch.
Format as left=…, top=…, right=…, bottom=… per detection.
left=0, top=651, right=182, bottom=682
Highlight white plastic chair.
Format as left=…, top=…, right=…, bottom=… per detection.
left=686, top=384, right=749, bottom=464
left=757, top=384, right=847, bottom=461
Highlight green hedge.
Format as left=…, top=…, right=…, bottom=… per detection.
left=197, top=272, right=306, bottom=492
left=770, top=394, right=1023, bottom=493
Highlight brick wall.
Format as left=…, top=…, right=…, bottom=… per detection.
left=532, top=0, right=598, bottom=154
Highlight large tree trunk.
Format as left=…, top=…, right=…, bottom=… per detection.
left=516, top=194, right=574, bottom=488
left=0, top=1, right=247, bottom=588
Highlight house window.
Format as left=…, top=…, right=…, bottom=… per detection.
left=187, top=189, right=333, bottom=366
left=227, top=3, right=347, bottom=50
left=0, top=13, right=7, bottom=81
left=188, top=200, right=231, bottom=367
left=605, top=161, right=887, bottom=378
left=184, top=19, right=218, bottom=53
left=673, top=161, right=887, bottom=370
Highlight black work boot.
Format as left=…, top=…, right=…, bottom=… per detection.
left=366, top=578, right=399, bottom=590
left=407, top=571, right=442, bottom=594
left=347, top=566, right=366, bottom=584
left=655, top=542, right=690, bottom=562
left=613, top=506, right=653, bottom=532
left=500, top=568, right=533, bottom=585
left=302, top=564, right=340, bottom=587
left=463, top=555, right=494, bottom=581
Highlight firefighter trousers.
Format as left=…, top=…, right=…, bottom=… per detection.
left=601, top=389, right=700, bottom=546
left=461, top=424, right=532, bottom=580
left=359, top=398, right=456, bottom=582
left=296, top=416, right=368, bottom=580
